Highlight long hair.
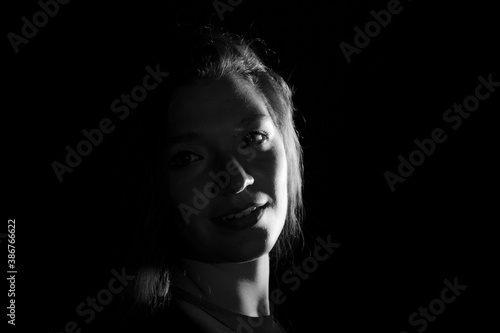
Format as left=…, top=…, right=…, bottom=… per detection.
left=125, top=26, right=305, bottom=318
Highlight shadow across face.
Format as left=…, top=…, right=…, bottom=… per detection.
left=165, top=75, right=289, bottom=263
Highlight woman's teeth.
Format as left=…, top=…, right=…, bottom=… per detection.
left=221, top=206, right=257, bottom=221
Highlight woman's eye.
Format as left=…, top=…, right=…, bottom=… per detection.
left=170, top=152, right=202, bottom=168
left=243, top=131, right=269, bottom=147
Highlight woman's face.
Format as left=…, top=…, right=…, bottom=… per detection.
left=165, top=75, right=288, bottom=263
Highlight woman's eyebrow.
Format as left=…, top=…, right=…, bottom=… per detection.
left=168, top=114, right=269, bottom=146
left=234, top=114, right=269, bottom=130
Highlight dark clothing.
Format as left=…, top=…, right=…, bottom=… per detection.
left=145, top=288, right=287, bottom=333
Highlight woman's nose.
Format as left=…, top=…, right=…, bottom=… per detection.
left=221, top=158, right=254, bottom=195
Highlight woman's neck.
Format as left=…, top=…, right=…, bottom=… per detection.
left=172, top=254, right=271, bottom=317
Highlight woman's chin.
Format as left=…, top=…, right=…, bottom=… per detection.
left=192, top=233, right=276, bottom=264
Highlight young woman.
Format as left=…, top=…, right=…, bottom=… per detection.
left=120, top=27, right=305, bottom=332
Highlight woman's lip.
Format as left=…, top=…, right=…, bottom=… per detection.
left=213, top=203, right=268, bottom=230
left=212, top=203, right=267, bottom=221
left=220, top=206, right=257, bottom=221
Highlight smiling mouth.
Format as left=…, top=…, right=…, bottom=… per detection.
left=213, top=203, right=268, bottom=229
left=220, top=206, right=258, bottom=221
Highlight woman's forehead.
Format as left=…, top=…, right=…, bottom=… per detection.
left=166, top=76, right=271, bottom=130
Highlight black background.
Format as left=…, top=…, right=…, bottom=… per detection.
left=4, top=0, right=498, bottom=332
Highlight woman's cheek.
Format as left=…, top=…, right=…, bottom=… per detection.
left=168, top=178, right=194, bottom=208
left=261, top=145, right=285, bottom=179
